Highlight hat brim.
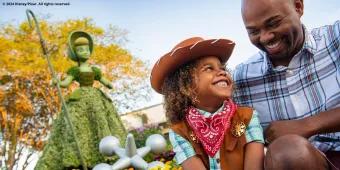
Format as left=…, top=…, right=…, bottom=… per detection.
left=151, top=39, right=235, bottom=94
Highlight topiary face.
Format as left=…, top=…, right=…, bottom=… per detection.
left=75, top=45, right=90, bottom=62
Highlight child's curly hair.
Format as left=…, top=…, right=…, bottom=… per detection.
left=162, top=61, right=198, bottom=124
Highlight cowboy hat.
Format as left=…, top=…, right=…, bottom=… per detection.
left=150, top=37, right=235, bottom=94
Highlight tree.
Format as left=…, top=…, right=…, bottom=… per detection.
left=0, top=17, right=150, bottom=169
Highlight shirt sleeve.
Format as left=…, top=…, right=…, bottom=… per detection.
left=245, top=110, right=265, bottom=144
left=168, top=129, right=196, bottom=164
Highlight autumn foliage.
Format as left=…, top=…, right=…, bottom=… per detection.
left=0, top=17, right=149, bottom=169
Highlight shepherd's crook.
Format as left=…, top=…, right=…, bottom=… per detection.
left=26, top=9, right=88, bottom=170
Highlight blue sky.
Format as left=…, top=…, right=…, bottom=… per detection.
left=1, top=0, right=340, bottom=107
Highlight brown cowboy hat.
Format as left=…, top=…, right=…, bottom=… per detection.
left=150, top=37, right=235, bottom=94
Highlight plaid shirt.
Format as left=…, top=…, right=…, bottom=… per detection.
left=233, top=21, right=340, bottom=152
left=169, top=106, right=264, bottom=170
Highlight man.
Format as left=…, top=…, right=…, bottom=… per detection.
left=233, top=0, right=340, bottom=169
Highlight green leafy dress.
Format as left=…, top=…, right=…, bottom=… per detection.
left=35, top=66, right=127, bottom=169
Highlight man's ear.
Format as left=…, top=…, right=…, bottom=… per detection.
left=294, top=0, right=304, bottom=17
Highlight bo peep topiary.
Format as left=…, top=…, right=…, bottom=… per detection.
left=35, top=31, right=127, bottom=170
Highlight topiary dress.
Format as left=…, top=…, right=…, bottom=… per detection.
left=35, top=66, right=127, bottom=170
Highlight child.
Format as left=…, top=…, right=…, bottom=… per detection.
left=150, top=37, right=264, bottom=170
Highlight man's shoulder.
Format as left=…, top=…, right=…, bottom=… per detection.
left=233, top=51, right=266, bottom=81
left=243, top=52, right=264, bottom=63
left=310, top=20, right=340, bottom=40
left=305, top=20, right=340, bottom=57
left=312, top=20, right=339, bottom=31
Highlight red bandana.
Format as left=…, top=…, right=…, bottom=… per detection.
left=185, top=100, right=237, bottom=157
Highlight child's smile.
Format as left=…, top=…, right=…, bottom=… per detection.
left=215, top=81, right=228, bottom=87
left=213, top=77, right=232, bottom=88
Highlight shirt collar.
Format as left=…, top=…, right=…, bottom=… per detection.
left=303, top=25, right=317, bottom=55
left=262, top=25, right=317, bottom=73
left=196, top=103, right=224, bottom=117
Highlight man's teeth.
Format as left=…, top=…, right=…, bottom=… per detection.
left=216, top=81, right=228, bottom=87
left=266, top=41, right=280, bottom=49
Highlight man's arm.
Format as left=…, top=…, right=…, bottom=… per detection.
left=265, top=107, right=340, bottom=143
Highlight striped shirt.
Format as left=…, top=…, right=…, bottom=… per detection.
left=169, top=106, right=264, bottom=170
left=233, top=21, right=340, bottom=152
